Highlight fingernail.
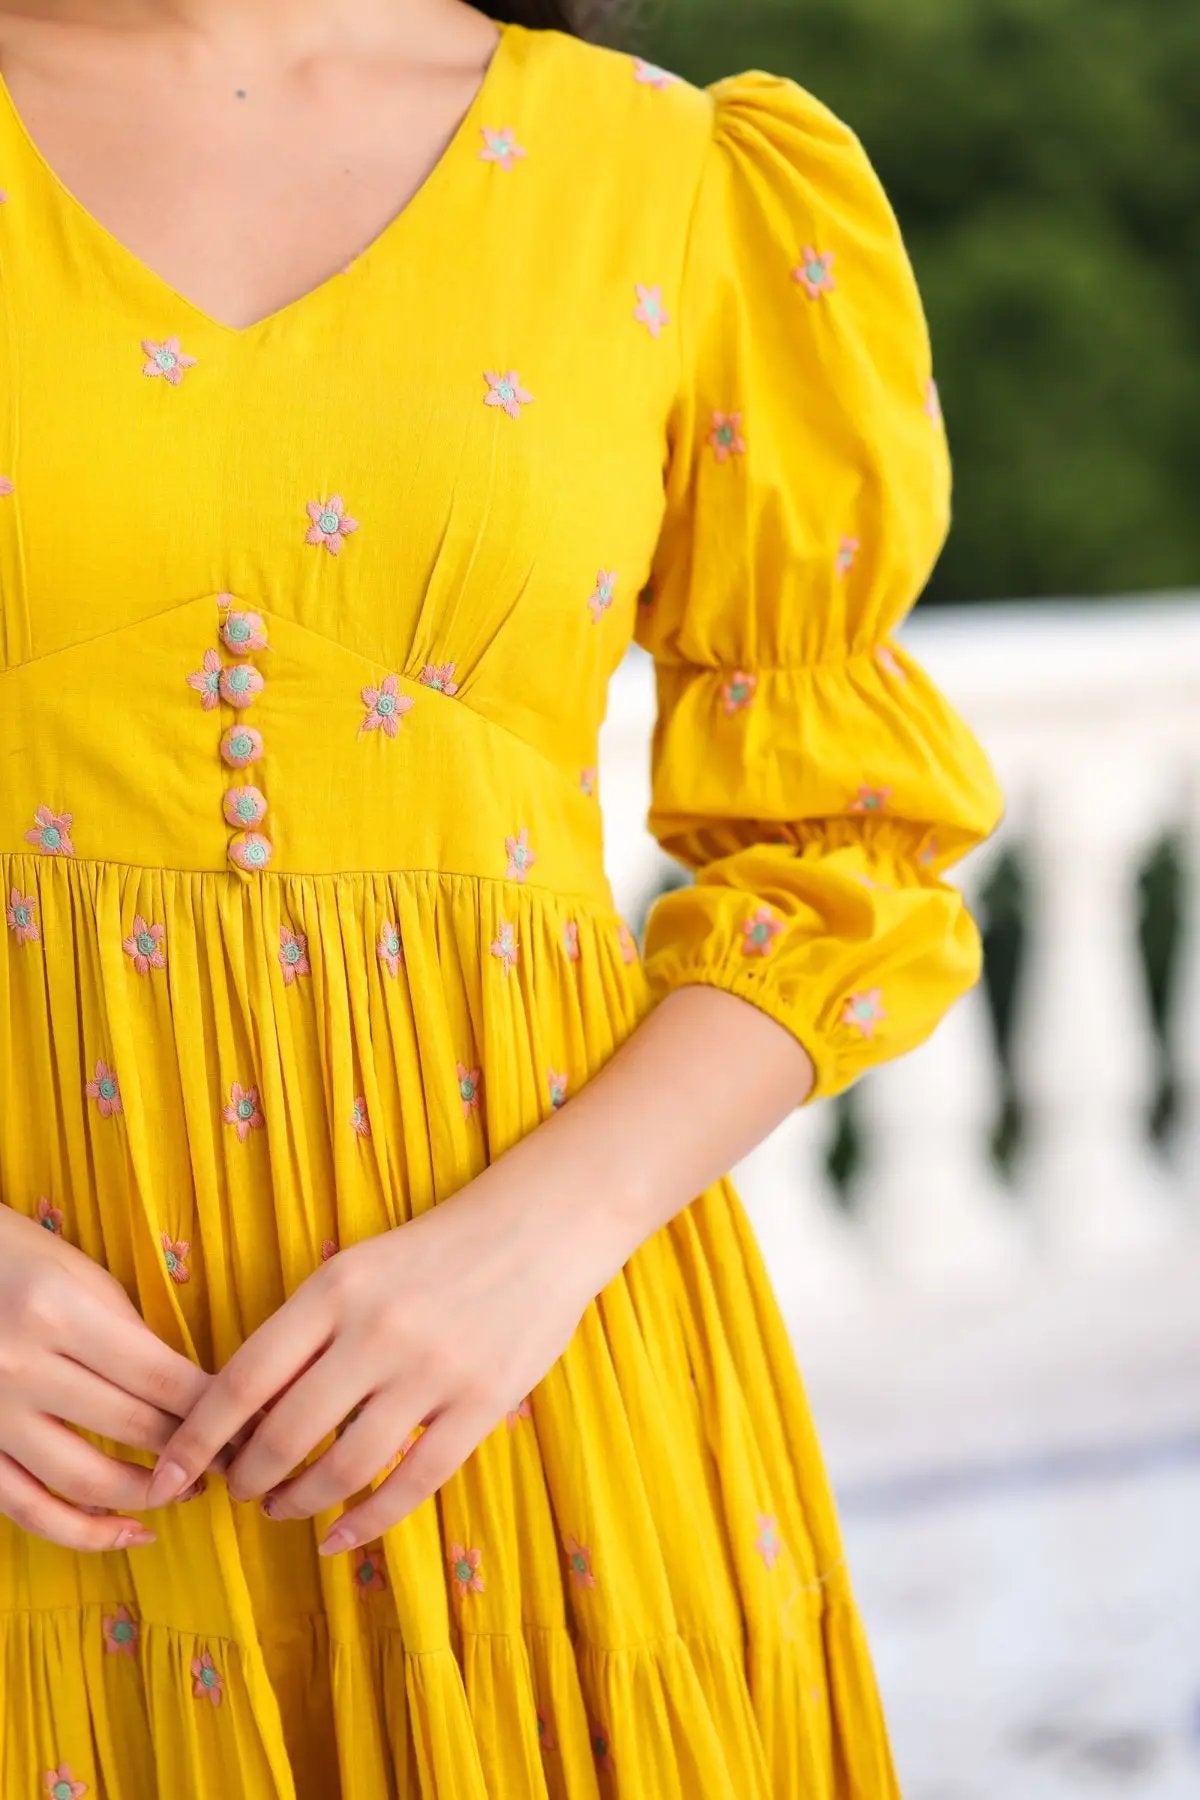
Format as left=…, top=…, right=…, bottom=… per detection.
left=260, top=1495, right=277, bottom=1519
left=319, top=1525, right=355, bottom=1556
left=114, top=1523, right=157, bottom=1549
left=146, top=1459, right=189, bottom=1506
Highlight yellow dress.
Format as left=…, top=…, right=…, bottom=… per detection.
left=0, top=21, right=1002, bottom=1800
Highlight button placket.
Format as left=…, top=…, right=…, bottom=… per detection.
left=215, top=598, right=272, bottom=872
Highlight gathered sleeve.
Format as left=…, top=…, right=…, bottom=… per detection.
left=634, top=70, right=1005, bottom=1105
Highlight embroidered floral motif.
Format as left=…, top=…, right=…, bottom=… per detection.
left=377, top=920, right=403, bottom=977
left=305, top=495, right=359, bottom=554
left=504, top=826, right=536, bottom=882
left=448, top=1542, right=485, bottom=1595
left=590, top=1724, right=614, bottom=1775
left=218, top=662, right=264, bottom=708
left=617, top=921, right=637, bottom=965
left=587, top=569, right=617, bottom=623
left=565, top=1535, right=596, bottom=1588
left=478, top=126, right=527, bottom=169
left=24, top=806, right=74, bottom=856
left=228, top=832, right=273, bottom=871
left=102, top=1604, right=139, bottom=1658
left=719, top=671, right=757, bottom=715
left=536, top=1708, right=557, bottom=1752
left=457, top=1062, right=482, bottom=1118
left=836, top=535, right=860, bottom=577
left=186, top=648, right=222, bottom=710
left=633, top=282, right=668, bottom=337
left=506, top=1396, right=533, bottom=1427
left=579, top=766, right=597, bottom=797
left=320, top=1238, right=338, bottom=1262
left=222, top=786, right=268, bottom=829
left=707, top=410, right=746, bottom=461
left=0, top=475, right=12, bottom=496
left=350, top=1095, right=370, bottom=1138
left=563, top=920, right=580, bottom=962
left=220, top=609, right=268, bottom=655
left=278, top=924, right=310, bottom=985
left=122, top=915, right=166, bottom=974
left=191, top=1650, right=223, bottom=1707
left=85, top=1059, right=122, bottom=1119
left=548, top=1069, right=567, bottom=1110
left=632, top=55, right=678, bottom=87
left=841, top=988, right=885, bottom=1038
left=360, top=673, right=413, bottom=738
left=43, top=1768, right=87, bottom=1800
left=483, top=369, right=533, bottom=419
left=419, top=661, right=459, bottom=695
left=488, top=920, right=518, bottom=974
left=925, top=377, right=943, bottom=424
left=220, top=723, right=264, bottom=767
left=6, top=887, right=39, bottom=944
left=874, top=644, right=905, bottom=680
left=742, top=905, right=784, bottom=956
left=793, top=247, right=835, bottom=299
left=755, top=1513, right=783, bottom=1569
left=222, top=1081, right=264, bottom=1142
left=162, top=1234, right=190, bottom=1284
left=36, top=1197, right=63, bottom=1234
left=354, top=1542, right=387, bottom=1597
left=850, top=785, right=891, bottom=814
left=141, top=336, right=197, bottom=385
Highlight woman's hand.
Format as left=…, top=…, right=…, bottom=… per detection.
left=0, top=1203, right=213, bottom=1550
left=144, top=1157, right=624, bottom=1553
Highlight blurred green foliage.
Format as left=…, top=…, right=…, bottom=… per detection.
left=605, top=0, right=1200, bottom=605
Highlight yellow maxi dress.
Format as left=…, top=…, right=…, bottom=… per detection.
left=0, top=20, right=1003, bottom=1800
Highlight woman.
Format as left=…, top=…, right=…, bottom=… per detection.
left=0, top=0, right=1003, bottom=1794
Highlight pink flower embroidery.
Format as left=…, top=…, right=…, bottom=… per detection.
left=755, top=1513, right=783, bottom=1569
left=742, top=906, right=783, bottom=956
left=141, top=336, right=197, bottom=385
left=219, top=662, right=264, bottom=708
left=490, top=919, right=518, bottom=972
left=632, top=55, right=678, bottom=87
left=483, top=369, right=534, bottom=419
left=122, top=915, right=166, bottom=974
left=579, top=766, right=597, bottom=797
left=0, top=475, right=13, bottom=495
left=191, top=1650, right=223, bottom=1706
left=874, top=644, right=905, bottom=680
left=102, top=1604, right=139, bottom=1658
left=220, top=723, right=264, bottom=768
left=43, top=1768, right=87, bottom=1799
left=504, top=827, right=536, bottom=881
left=707, top=410, right=746, bottom=461
left=360, top=673, right=413, bottom=738
left=633, top=282, right=669, bottom=337
left=457, top=1061, right=482, bottom=1118
left=836, top=535, right=860, bottom=577
left=6, top=887, right=39, bottom=944
left=548, top=1069, right=567, bottom=1109
left=25, top=805, right=74, bottom=856
left=617, top=921, right=637, bottom=965
left=563, top=920, right=580, bottom=962
left=926, top=377, right=942, bottom=423
left=350, top=1095, right=370, bottom=1138
left=419, top=661, right=459, bottom=695
left=842, top=988, right=885, bottom=1038
left=162, top=1234, right=190, bottom=1284
left=537, top=1708, right=558, bottom=1752
left=448, top=1542, right=485, bottom=1595
left=85, top=1059, right=122, bottom=1118
left=565, top=1534, right=596, bottom=1588
left=220, top=609, right=268, bottom=654
left=222, top=1081, right=264, bottom=1141
left=478, top=126, right=527, bottom=169
left=36, top=1196, right=63, bottom=1234
left=306, top=494, right=358, bottom=554
left=793, top=247, right=835, bottom=299
left=377, top=920, right=403, bottom=977
left=850, top=785, right=891, bottom=814
left=719, top=671, right=756, bottom=715
left=223, top=786, right=267, bottom=830
left=228, top=831, right=273, bottom=872
left=590, top=1723, right=614, bottom=1775
left=587, top=569, right=617, bottom=622
left=186, top=648, right=222, bottom=710
left=354, top=1541, right=388, bottom=1597
left=278, top=924, right=310, bottom=985
left=506, top=1396, right=533, bottom=1427
left=320, top=1237, right=338, bottom=1261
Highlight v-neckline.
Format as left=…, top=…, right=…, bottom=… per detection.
left=0, top=18, right=518, bottom=339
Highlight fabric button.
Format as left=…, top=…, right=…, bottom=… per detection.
left=220, top=724, right=264, bottom=768
left=228, top=831, right=273, bottom=872
left=222, top=786, right=268, bottom=829
left=219, top=664, right=264, bottom=708
left=220, top=610, right=269, bottom=655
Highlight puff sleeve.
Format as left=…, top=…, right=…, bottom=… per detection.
left=634, top=70, right=1005, bottom=1105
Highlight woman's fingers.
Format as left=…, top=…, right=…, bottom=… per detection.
left=318, top=1399, right=495, bottom=1555
left=224, top=1346, right=372, bottom=1504
left=0, top=1449, right=155, bottom=1553
left=39, top=1357, right=181, bottom=1456
left=7, top=1415, right=157, bottom=1514
left=60, top=1285, right=210, bottom=1420
left=258, top=1384, right=430, bottom=1520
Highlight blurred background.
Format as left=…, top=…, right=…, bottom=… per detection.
left=592, top=3, right=1200, bottom=1795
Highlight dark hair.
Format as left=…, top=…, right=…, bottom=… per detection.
left=472, top=0, right=648, bottom=44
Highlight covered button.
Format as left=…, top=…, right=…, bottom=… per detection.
left=220, top=609, right=269, bottom=655
left=219, top=663, right=264, bottom=708
left=220, top=723, right=264, bottom=768
left=223, top=785, right=268, bottom=829
left=228, top=831, right=273, bottom=872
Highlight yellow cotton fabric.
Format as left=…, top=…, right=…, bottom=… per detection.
left=0, top=20, right=1001, bottom=1800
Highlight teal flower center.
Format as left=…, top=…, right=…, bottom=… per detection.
left=204, top=670, right=219, bottom=693
left=230, top=730, right=253, bottom=758
left=455, top=1558, right=473, bottom=1583
left=136, top=930, right=156, bottom=955
left=165, top=1249, right=179, bottom=1272
left=237, top=1096, right=255, bottom=1120
left=41, top=825, right=61, bottom=850
left=41, top=1214, right=58, bottom=1231
left=283, top=941, right=302, bottom=965
left=357, top=1558, right=377, bottom=1586
left=730, top=681, right=748, bottom=701
left=496, top=380, right=514, bottom=402
left=13, top=904, right=29, bottom=926
left=808, top=259, right=826, bottom=282
left=53, top=1782, right=74, bottom=1800
left=235, top=795, right=257, bottom=821
left=571, top=1552, right=587, bottom=1575
left=512, top=846, right=529, bottom=867
left=717, top=423, right=734, bottom=444
left=459, top=1076, right=476, bottom=1100
left=98, top=1076, right=117, bottom=1101
left=592, top=1734, right=608, bottom=1757
left=227, top=666, right=251, bottom=695
left=319, top=509, right=340, bottom=534
left=155, top=349, right=177, bottom=370
left=200, top=1665, right=217, bottom=1687
left=227, top=617, right=250, bottom=643
left=376, top=693, right=396, bottom=716
left=750, top=922, right=770, bottom=945
left=113, top=1618, right=135, bottom=1643
left=384, top=931, right=400, bottom=955
left=243, top=839, right=268, bottom=866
